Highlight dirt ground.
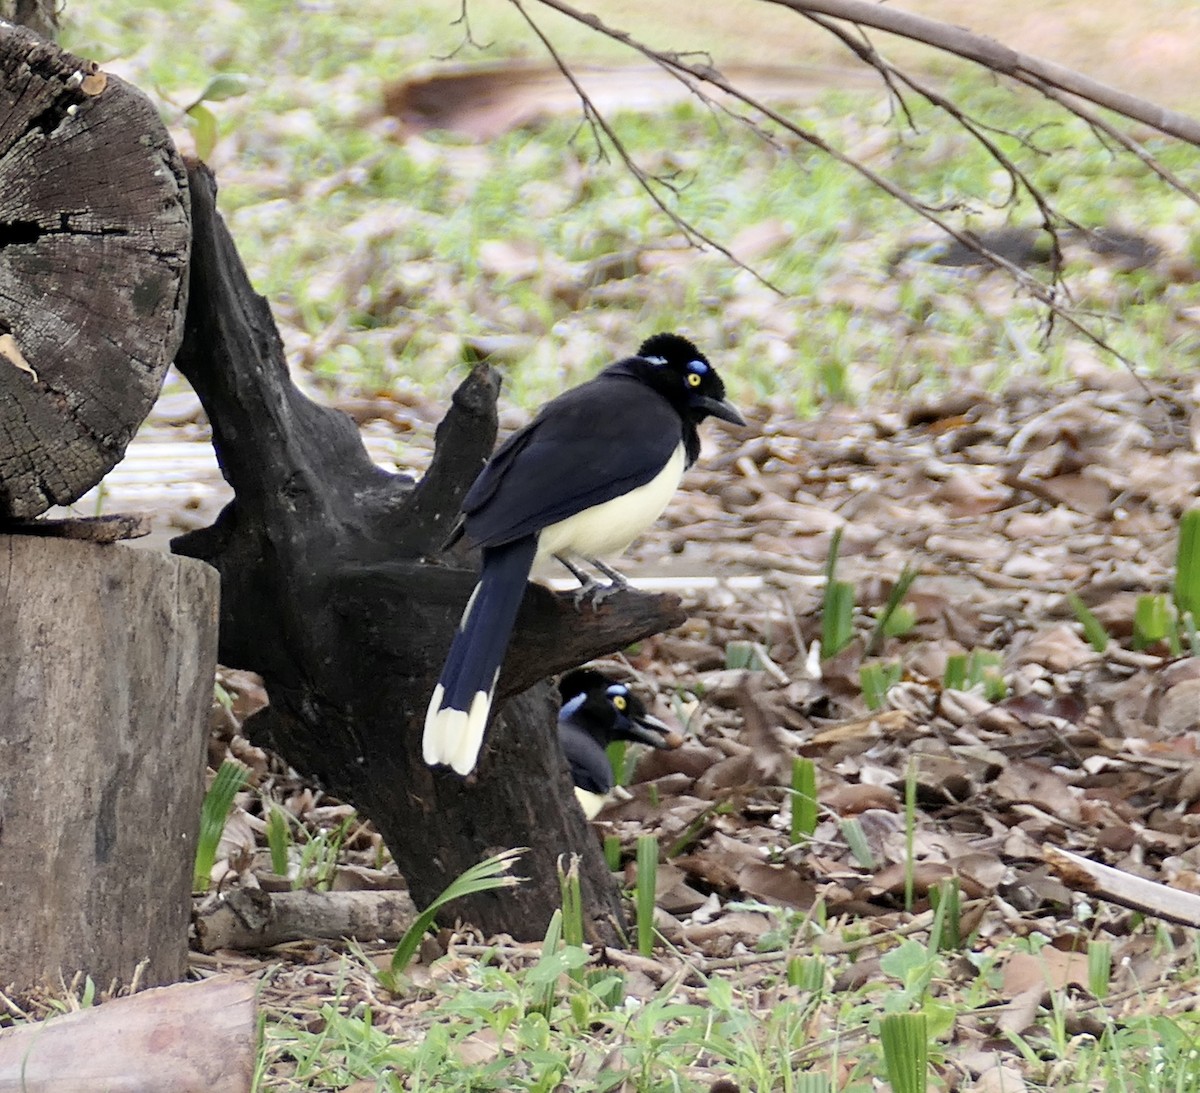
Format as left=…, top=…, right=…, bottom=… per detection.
left=26, top=4, right=1200, bottom=1082
left=189, top=362, right=1200, bottom=1086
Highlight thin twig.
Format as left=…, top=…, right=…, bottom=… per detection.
left=528, top=0, right=1146, bottom=380
left=1019, top=76, right=1200, bottom=207
left=433, top=0, right=493, bottom=60
left=508, top=0, right=785, bottom=294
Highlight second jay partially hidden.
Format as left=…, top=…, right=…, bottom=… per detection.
left=424, top=332, right=744, bottom=776
left=557, top=669, right=683, bottom=818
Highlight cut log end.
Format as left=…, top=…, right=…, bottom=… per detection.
left=0, top=25, right=190, bottom=518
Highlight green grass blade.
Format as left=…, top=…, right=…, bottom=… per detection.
left=930, top=877, right=962, bottom=951
left=793, top=1076, right=832, bottom=1093
left=943, top=653, right=967, bottom=691
left=1174, top=507, right=1200, bottom=619
left=824, top=525, right=843, bottom=584
left=558, top=855, right=584, bottom=949
left=265, top=804, right=290, bottom=878
left=860, top=662, right=886, bottom=710
left=880, top=1011, right=929, bottom=1093
left=388, top=847, right=527, bottom=978
left=821, top=527, right=856, bottom=658
left=1067, top=592, right=1111, bottom=653
left=822, top=581, right=856, bottom=658
left=635, top=834, right=658, bottom=957
left=868, top=564, right=919, bottom=654
left=790, top=757, right=818, bottom=843
left=840, top=818, right=875, bottom=869
left=1133, top=593, right=1174, bottom=650
left=603, top=834, right=622, bottom=872
left=194, top=760, right=249, bottom=892
left=1088, top=939, right=1111, bottom=999
left=605, top=739, right=629, bottom=786
left=861, top=660, right=903, bottom=710
left=787, top=955, right=826, bottom=992
left=904, top=757, right=917, bottom=914
left=532, top=908, right=563, bottom=1018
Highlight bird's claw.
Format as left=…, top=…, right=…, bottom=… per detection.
left=586, top=580, right=626, bottom=611
left=571, top=577, right=626, bottom=613
left=572, top=578, right=604, bottom=611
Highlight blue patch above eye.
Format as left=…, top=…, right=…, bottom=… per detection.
left=559, top=693, right=586, bottom=719
left=688, top=359, right=709, bottom=374
left=605, top=684, right=628, bottom=698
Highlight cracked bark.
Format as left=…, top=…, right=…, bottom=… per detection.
left=0, top=25, right=189, bottom=518
left=172, top=163, right=686, bottom=943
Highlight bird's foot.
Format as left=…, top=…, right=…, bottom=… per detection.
left=582, top=559, right=630, bottom=612
left=584, top=581, right=625, bottom=611
left=571, top=576, right=608, bottom=611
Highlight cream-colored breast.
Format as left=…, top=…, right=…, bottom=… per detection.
left=535, top=443, right=686, bottom=563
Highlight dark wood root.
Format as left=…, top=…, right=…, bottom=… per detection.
left=172, top=163, right=686, bottom=943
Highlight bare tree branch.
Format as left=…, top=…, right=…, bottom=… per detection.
left=1020, top=76, right=1200, bottom=207
left=764, top=0, right=1200, bottom=146
left=526, top=0, right=1155, bottom=378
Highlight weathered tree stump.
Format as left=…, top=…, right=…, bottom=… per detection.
left=0, top=536, right=218, bottom=992
left=0, top=24, right=190, bottom=518
left=172, top=164, right=686, bottom=943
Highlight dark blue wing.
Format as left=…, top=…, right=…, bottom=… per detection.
left=462, top=371, right=681, bottom=549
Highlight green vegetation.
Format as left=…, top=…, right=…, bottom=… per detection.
left=1070, top=506, right=1200, bottom=656
left=789, top=756, right=818, bottom=843
left=194, top=759, right=249, bottom=891
left=634, top=833, right=658, bottom=957
left=45, top=3, right=1200, bottom=1089
left=820, top=528, right=856, bottom=658
left=63, top=1, right=1200, bottom=416
left=378, top=847, right=526, bottom=986
left=247, top=878, right=1200, bottom=1091
left=880, top=1012, right=929, bottom=1093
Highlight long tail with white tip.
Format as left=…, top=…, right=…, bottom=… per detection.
left=423, top=536, right=538, bottom=775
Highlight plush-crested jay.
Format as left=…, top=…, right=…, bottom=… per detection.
left=557, top=668, right=682, bottom=818
left=423, top=332, right=743, bottom=775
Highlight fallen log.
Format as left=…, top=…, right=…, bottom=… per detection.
left=194, top=887, right=418, bottom=952
left=0, top=977, right=255, bottom=1093
left=1043, top=844, right=1200, bottom=928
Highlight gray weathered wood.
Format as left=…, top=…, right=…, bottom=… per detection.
left=0, top=536, right=218, bottom=992
left=0, top=2, right=57, bottom=40
left=0, top=977, right=255, bottom=1093
left=0, top=24, right=190, bottom=518
left=194, top=887, right=418, bottom=952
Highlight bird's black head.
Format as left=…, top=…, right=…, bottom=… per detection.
left=558, top=668, right=681, bottom=750
left=633, top=333, right=746, bottom=429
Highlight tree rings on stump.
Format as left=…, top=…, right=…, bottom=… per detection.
left=0, top=24, right=190, bottom=518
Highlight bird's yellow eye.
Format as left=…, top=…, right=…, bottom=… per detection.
left=613, top=695, right=627, bottom=711
left=687, top=372, right=702, bottom=387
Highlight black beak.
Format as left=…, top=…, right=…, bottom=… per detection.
left=694, top=395, right=746, bottom=426
left=623, top=712, right=684, bottom=750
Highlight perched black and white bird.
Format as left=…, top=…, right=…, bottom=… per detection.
left=557, top=668, right=682, bottom=818
left=424, top=332, right=743, bottom=775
